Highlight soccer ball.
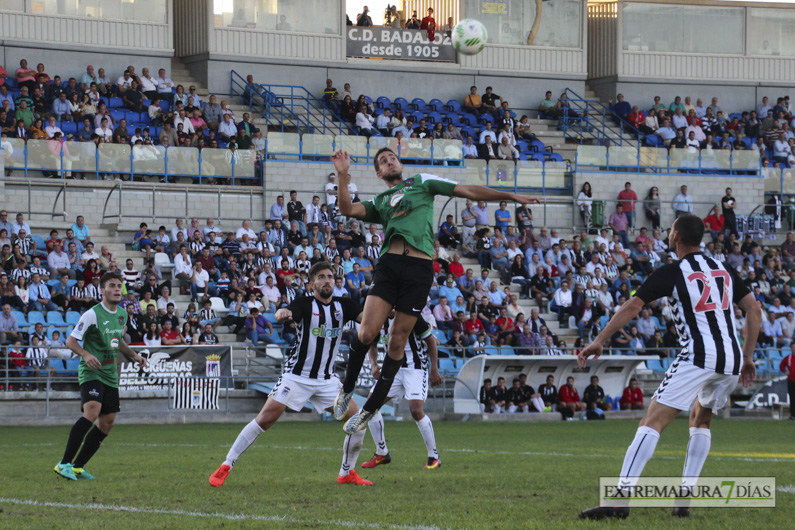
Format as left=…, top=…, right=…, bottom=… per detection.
left=452, top=19, right=487, bottom=56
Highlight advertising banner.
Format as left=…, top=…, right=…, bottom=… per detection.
left=347, top=27, right=455, bottom=62
left=117, top=345, right=232, bottom=390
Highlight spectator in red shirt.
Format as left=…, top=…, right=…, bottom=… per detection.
left=558, top=376, right=586, bottom=413
left=420, top=7, right=436, bottom=41
left=620, top=378, right=644, bottom=410
left=617, top=181, right=638, bottom=233
left=495, top=308, right=514, bottom=346
left=780, top=344, right=795, bottom=420
left=465, top=311, right=484, bottom=343
left=160, top=319, right=186, bottom=345
left=703, top=205, right=724, bottom=241
left=448, top=253, right=464, bottom=278
left=276, top=259, right=296, bottom=289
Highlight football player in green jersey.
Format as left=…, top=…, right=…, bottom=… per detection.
left=53, top=272, right=148, bottom=481
left=331, top=148, right=540, bottom=433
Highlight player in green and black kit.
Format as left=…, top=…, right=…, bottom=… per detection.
left=331, top=148, right=540, bottom=433
left=53, top=272, right=148, bottom=480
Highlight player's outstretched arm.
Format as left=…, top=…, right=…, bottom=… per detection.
left=119, top=340, right=148, bottom=367
left=331, top=150, right=367, bottom=220
left=274, top=308, right=292, bottom=323
left=452, top=184, right=542, bottom=205
left=578, top=296, right=645, bottom=368
left=738, top=293, right=761, bottom=387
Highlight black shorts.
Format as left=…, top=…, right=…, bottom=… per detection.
left=80, top=380, right=121, bottom=415
left=368, top=253, right=434, bottom=317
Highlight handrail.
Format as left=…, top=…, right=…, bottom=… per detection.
left=230, top=71, right=355, bottom=136
left=101, top=183, right=121, bottom=223
left=3, top=178, right=67, bottom=221
left=562, top=87, right=645, bottom=147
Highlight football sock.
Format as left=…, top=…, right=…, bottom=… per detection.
left=415, top=415, right=438, bottom=460
left=682, top=427, right=711, bottom=491
left=342, top=335, right=371, bottom=393
left=61, top=416, right=94, bottom=465
left=368, top=411, right=389, bottom=456
left=223, top=419, right=264, bottom=468
left=617, top=426, right=660, bottom=490
left=508, top=405, right=518, bottom=413
left=532, top=397, right=545, bottom=412
left=339, top=429, right=366, bottom=477
left=493, top=404, right=502, bottom=413
left=72, top=427, right=108, bottom=469
left=363, top=354, right=403, bottom=413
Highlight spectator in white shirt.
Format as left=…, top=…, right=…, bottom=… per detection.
left=94, top=117, right=112, bottom=142
left=174, top=244, right=193, bottom=285
left=217, top=113, right=237, bottom=142
left=375, top=108, right=393, bottom=136
left=235, top=220, right=257, bottom=241
left=44, top=116, right=64, bottom=139
left=173, top=109, right=195, bottom=135
left=203, top=218, right=221, bottom=237
left=479, top=122, right=497, bottom=144
left=156, top=68, right=174, bottom=99
left=671, top=108, right=688, bottom=130
left=139, top=68, right=159, bottom=99
left=462, top=136, right=478, bottom=159
left=773, top=132, right=791, bottom=165
left=355, top=107, right=376, bottom=137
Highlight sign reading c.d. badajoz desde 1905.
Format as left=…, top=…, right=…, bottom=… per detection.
left=347, top=27, right=456, bottom=62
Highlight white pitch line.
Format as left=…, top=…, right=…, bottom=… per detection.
left=0, top=498, right=443, bottom=530
left=6, top=441, right=795, bottom=463
left=777, top=485, right=795, bottom=494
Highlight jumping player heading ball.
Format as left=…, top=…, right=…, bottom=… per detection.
left=330, top=148, right=540, bottom=434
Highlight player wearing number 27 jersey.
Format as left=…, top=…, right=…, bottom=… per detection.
left=578, top=215, right=760, bottom=521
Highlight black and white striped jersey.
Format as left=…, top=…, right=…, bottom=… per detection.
left=283, top=296, right=361, bottom=380
left=635, top=252, right=750, bottom=375
left=376, top=317, right=433, bottom=370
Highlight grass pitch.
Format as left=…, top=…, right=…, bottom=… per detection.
left=1, top=418, right=793, bottom=529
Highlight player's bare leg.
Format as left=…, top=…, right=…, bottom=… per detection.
left=209, top=396, right=288, bottom=487
left=336, top=399, right=372, bottom=485
left=344, top=310, right=414, bottom=434
left=335, top=295, right=394, bottom=420
left=673, top=401, right=714, bottom=517
left=580, top=398, right=681, bottom=520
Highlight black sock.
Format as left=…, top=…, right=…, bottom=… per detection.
left=364, top=354, right=403, bottom=413
left=61, top=417, right=94, bottom=465
left=342, top=335, right=371, bottom=393
left=72, top=427, right=108, bottom=469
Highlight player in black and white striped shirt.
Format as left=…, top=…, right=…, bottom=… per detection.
left=209, top=262, right=374, bottom=488
left=579, top=214, right=760, bottom=520
left=359, top=313, right=442, bottom=470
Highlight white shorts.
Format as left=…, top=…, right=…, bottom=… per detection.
left=270, top=373, right=341, bottom=413
left=652, top=356, right=738, bottom=413
left=371, top=368, right=428, bottom=402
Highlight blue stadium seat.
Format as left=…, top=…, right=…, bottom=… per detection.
left=646, top=359, right=663, bottom=373
left=428, top=98, right=444, bottom=111
left=60, top=121, right=78, bottom=135
left=4, top=78, right=17, bottom=89
left=110, top=110, right=126, bottom=123
left=530, top=153, right=545, bottom=163
left=742, top=136, right=752, bottom=148
left=444, top=100, right=462, bottom=113
left=547, top=152, right=563, bottom=162
left=30, top=234, right=47, bottom=257
left=159, top=100, right=170, bottom=113
left=408, top=113, right=423, bottom=124
left=645, top=134, right=663, bottom=147
left=438, top=357, right=458, bottom=373
left=65, top=311, right=82, bottom=326
left=432, top=329, right=447, bottom=343
left=374, top=96, right=391, bottom=110
left=484, top=346, right=500, bottom=356
left=142, top=99, right=152, bottom=108
left=27, top=311, right=48, bottom=327
left=392, top=97, right=409, bottom=110
left=530, top=140, right=546, bottom=152
left=11, top=310, right=29, bottom=327
left=426, top=112, right=443, bottom=125
left=46, top=311, right=67, bottom=327
left=109, top=97, right=124, bottom=108
left=409, top=98, right=427, bottom=112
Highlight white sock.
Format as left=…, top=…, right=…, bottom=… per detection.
left=339, top=429, right=366, bottom=477
left=368, top=411, right=389, bottom=456
left=415, top=415, right=438, bottom=460
left=508, top=405, right=517, bottom=413
left=223, top=419, right=264, bottom=468
left=532, top=397, right=545, bottom=412
left=682, top=427, right=711, bottom=491
left=617, top=426, right=660, bottom=489
left=493, top=404, right=502, bottom=413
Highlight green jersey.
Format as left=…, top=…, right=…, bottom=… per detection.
left=71, top=302, right=127, bottom=388
left=361, top=173, right=457, bottom=257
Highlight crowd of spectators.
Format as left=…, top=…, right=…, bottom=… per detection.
left=608, top=92, right=795, bottom=168
left=0, top=59, right=264, bottom=181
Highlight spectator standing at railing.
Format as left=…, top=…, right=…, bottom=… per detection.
left=720, top=188, right=739, bottom=239
left=617, top=182, right=638, bottom=234
left=608, top=204, right=630, bottom=250
left=672, top=185, right=693, bottom=218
